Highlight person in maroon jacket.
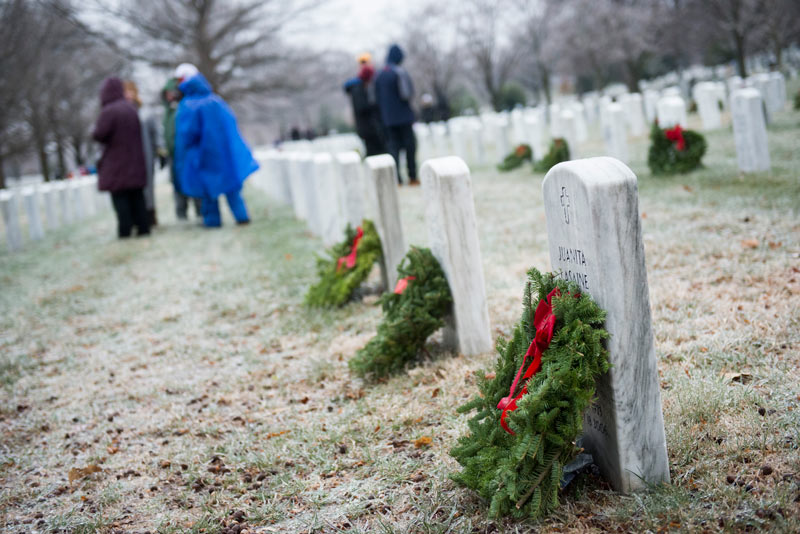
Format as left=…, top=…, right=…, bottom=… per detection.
left=92, top=77, right=150, bottom=238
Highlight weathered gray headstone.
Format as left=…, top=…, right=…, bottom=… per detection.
left=334, top=151, right=366, bottom=229
left=420, top=156, right=492, bottom=356
left=365, top=154, right=406, bottom=290
left=542, top=157, right=670, bottom=493
left=0, top=190, right=23, bottom=252
left=22, top=187, right=44, bottom=240
left=731, top=88, right=770, bottom=173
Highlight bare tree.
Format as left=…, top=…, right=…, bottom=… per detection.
left=400, top=3, right=462, bottom=113
left=759, top=0, right=800, bottom=68
left=458, top=0, right=524, bottom=111
left=88, top=0, right=324, bottom=102
left=512, top=0, right=560, bottom=103
left=705, top=0, right=763, bottom=77
left=0, top=0, right=45, bottom=187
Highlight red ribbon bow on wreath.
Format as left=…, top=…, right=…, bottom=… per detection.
left=336, top=226, right=364, bottom=272
left=393, top=275, right=416, bottom=294
left=497, top=287, right=568, bottom=435
left=664, top=125, right=686, bottom=152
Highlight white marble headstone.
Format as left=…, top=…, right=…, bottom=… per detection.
left=334, top=151, right=366, bottom=230
left=0, top=190, right=23, bottom=252
left=692, top=82, right=722, bottom=131
left=41, top=183, right=59, bottom=230
left=22, top=187, right=44, bottom=241
left=420, top=156, right=492, bottom=356
left=287, top=152, right=310, bottom=221
left=603, top=103, right=629, bottom=163
left=55, top=182, right=73, bottom=224
left=656, top=95, right=687, bottom=128
left=364, top=154, right=407, bottom=290
left=70, top=180, right=85, bottom=220
left=542, top=157, right=670, bottom=493
left=643, top=90, right=660, bottom=124
left=558, top=109, right=578, bottom=159
left=312, top=153, right=343, bottom=246
left=731, top=88, right=770, bottom=173
left=620, top=93, right=647, bottom=137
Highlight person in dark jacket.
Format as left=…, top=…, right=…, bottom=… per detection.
left=92, top=77, right=150, bottom=238
left=124, top=80, right=162, bottom=226
left=161, top=77, right=201, bottom=220
left=174, top=73, right=258, bottom=227
left=344, top=54, right=386, bottom=156
left=374, top=44, right=418, bottom=185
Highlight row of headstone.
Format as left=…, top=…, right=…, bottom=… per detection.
left=1, top=176, right=110, bottom=253
left=251, top=148, right=494, bottom=356
left=250, top=149, right=672, bottom=494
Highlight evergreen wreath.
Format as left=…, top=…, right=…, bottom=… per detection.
left=305, top=220, right=382, bottom=308
left=450, top=268, right=610, bottom=519
left=647, top=121, right=706, bottom=175
left=533, top=138, right=570, bottom=173
left=349, top=246, right=452, bottom=379
left=498, top=144, right=533, bottom=172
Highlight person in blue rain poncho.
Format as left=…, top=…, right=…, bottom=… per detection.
left=174, top=72, right=258, bottom=227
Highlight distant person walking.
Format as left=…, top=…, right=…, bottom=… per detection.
left=344, top=53, right=386, bottom=156
left=174, top=71, right=258, bottom=227
left=375, top=44, right=418, bottom=185
left=123, top=80, right=162, bottom=226
left=163, top=66, right=201, bottom=220
left=92, top=77, right=150, bottom=238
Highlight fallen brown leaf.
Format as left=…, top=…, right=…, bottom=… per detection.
left=414, top=436, right=432, bottom=448
left=722, top=372, right=753, bottom=384
left=265, top=430, right=290, bottom=439
left=431, top=388, right=440, bottom=398
left=741, top=239, right=759, bottom=249
left=68, top=464, right=102, bottom=484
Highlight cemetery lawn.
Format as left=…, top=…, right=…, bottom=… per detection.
left=1, top=109, right=799, bottom=533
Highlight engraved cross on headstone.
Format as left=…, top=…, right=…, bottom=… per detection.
left=560, top=186, right=570, bottom=224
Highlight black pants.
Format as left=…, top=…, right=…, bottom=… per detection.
left=385, top=124, right=417, bottom=183
left=363, top=133, right=386, bottom=157
left=111, top=189, right=150, bottom=238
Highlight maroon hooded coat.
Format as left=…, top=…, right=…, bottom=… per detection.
left=92, top=77, right=147, bottom=192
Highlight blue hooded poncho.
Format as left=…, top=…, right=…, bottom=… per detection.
left=175, top=74, right=258, bottom=198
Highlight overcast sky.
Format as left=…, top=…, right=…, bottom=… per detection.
left=286, top=0, right=428, bottom=59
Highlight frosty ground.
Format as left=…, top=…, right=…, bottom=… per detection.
left=1, top=105, right=799, bottom=533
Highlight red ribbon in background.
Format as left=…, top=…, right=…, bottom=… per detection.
left=393, top=275, right=416, bottom=294
left=665, top=125, right=686, bottom=151
left=497, top=287, right=560, bottom=435
left=336, top=226, right=364, bottom=272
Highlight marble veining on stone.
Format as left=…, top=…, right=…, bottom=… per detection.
left=542, top=157, right=670, bottom=493
left=421, top=157, right=492, bottom=356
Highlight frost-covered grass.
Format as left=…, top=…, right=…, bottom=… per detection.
left=1, top=103, right=799, bottom=533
